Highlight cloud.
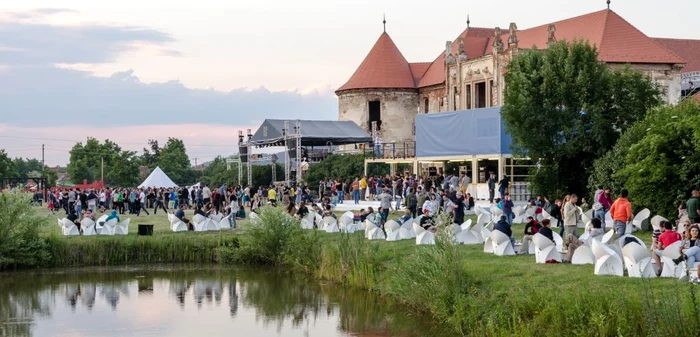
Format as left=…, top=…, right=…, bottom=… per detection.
left=0, top=9, right=176, bottom=65
left=0, top=65, right=338, bottom=128
left=159, top=49, right=184, bottom=57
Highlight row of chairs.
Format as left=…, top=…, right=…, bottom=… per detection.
left=57, top=215, right=130, bottom=236
left=167, top=212, right=248, bottom=232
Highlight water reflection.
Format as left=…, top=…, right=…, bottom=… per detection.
left=0, top=267, right=450, bottom=337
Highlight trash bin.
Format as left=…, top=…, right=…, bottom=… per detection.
left=138, top=224, right=154, bottom=236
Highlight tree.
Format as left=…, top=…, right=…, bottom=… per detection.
left=0, top=150, right=17, bottom=178
left=140, top=139, right=160, bottom=168
left=303, top=154, right=389, bottom=185
left=606, top=102, right=700, bottom=218
left=501, top=40, right=661, bottom=198
left=67, top=138, right=139, bottom=186
left=157, top=138, right=195, bottom=184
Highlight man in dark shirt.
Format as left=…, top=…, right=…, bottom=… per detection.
left=175, top=205, right=193, bottom=230
left=494, top=215, right=514, bottom=248
left=296, top=203, right=309, bottom=218
left=538, top=219, right=555, bottom=243
left=453, top=192, right=465, bottom=225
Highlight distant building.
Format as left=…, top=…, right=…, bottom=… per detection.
left=337, top=7, right=691, bottom=145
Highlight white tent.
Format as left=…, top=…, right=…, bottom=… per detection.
left=138, top=166, right=179, bottom=188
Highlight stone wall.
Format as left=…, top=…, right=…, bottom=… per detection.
left=419, top=86, right=447, bottom=113
left=337, top=89, right=419, bottom=143
left=609, top=63, right=683, bottom=105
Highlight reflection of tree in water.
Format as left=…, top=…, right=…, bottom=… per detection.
left=0, top=268, right=450, bottom=337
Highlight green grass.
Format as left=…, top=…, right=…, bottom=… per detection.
left=30, top=206, right=700, bottom=336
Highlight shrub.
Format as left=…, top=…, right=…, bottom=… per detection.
left=0, top=192, right=50, bottom=269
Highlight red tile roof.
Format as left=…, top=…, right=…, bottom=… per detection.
left=653, top=38, right=700, bottom=73
left=409, top=62, right=431, bottom=84
left=418, top=27, right=496, bottom=88
left=503, top=10, right=685, bottom=64
left=336, top=32, right=416, bottom=92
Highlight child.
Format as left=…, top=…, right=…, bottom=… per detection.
left=47, top=193, right=55, bottom=214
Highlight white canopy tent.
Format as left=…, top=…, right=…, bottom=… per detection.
left=138, top=166, right=178, bottom=188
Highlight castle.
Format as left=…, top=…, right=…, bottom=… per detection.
left=336, top=7, right=699, bottom=146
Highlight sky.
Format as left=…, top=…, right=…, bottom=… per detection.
left=1, top=0, right=697, bottom=166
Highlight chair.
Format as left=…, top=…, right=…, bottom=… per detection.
left=413, top=223, right=435, bottom=245
left=192, top=214, right=208, bottom=231
left=301, top=212, right=315, bottom=230
left=249, top=212, right=261, bottom=225
left=678, top=218, right=688, bottom=235
left=114, top=218, right=130, bottom=235
left=99, top=219, right=116, bottom=235
left=491, top=230, right=515, bottom=256
left=342, top=211, right=354, bottom=220
left=622, top=242, right=656, bottom=278
left=552, top=232, right=564, bottom=253
left=444, top=223, right=462, bottom=243
left=364, top=220, right=375, bottom=239
left=456, top=221, right=484, bottom=244
left=650, top=215, right=668, bottom=231
left=490, top=205, right=503, bottom=218
left=219, top=215, right=232, bottom=229
left=203, top=218, right=220, bottom=231
left=477, top=213, right=491, bottom=227
left=399, top=219, right=416, bottom=239
left=580, top=212, right=593, bottom=230
left=617, top=234, right=647, bottom=251
left=323, top=217, right=340, bottom=233
left=61, top=218, right=80, bottom=236
left=600, top=229, right=615, bottom=244
left=629, top=208, right=650, bottom=234
left=660, top=241, right=684, bottom=278
left=385, top=220, right=401, bottom=241
left=96, top=214, right=108, bottom=225
left=209, top=213, right=223, bottom=223
left=512, top=206, right=525, bottom=223
left=81, top=218, right=96, bottom=236
left=532, top=233, right=561, bottom=263
left=571, top=244, right=596, bottom=265
left=171, top=219, right=188, bottom=232
left=482, top=228, right=493, bottom=253
left=367, top=225, right=386, bottom=240
left=591, top=240, right=624, bottom=276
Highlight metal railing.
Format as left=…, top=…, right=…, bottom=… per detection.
left=363, top=141, right=416, bottom=160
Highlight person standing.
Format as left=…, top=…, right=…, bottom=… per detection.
left=498, top=175, right=510, bottom=199
left=563, top=194, right=581, bottom=237
left=202, top=184, right=212, bottom=205
left=378, top=187, right=392, bottom=225
left=405, top=187, right=418, bottom=218
left=352, top=178, right=360, bottom=204
left=687, top=190, right=700, bottom=224
left=502, top=193, right=515, bottom=225
left=488, top=173, right=496, bottom=203
left=609, top=189, right=632, bottom=239
left=359, top=176, right=368, bottom=202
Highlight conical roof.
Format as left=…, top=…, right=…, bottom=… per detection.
left=336, top=32, right=416, bottom=93
left=138, top=166, right=178, bottom=188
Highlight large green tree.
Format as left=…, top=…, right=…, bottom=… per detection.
left=157, top=138, right=195, bottom=184
left=501, top=40, right=661, bottom=198
left=0, top=150, right=17, bottom=178
left=67, top=138, right=139, bottom=186
left=303, top=154, right=390, bottom=185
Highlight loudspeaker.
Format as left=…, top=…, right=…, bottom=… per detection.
left=239, top=146, right=248, bottom=163
left=138, top=224, right=154, bottom=236
left=286, top=139, right=297, bottom=159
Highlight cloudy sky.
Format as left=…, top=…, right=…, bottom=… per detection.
left=1, top=0, right=697, bottom=166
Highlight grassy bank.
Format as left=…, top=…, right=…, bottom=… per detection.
left=22, top=205, right=700, bottom=336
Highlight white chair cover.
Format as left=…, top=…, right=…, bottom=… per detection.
left=385, top=220, right=401, bottom=241
left=532, top=233, right=561, bottom=263
left=324, top=217, right=340, bottom=233
left=209, top=213, right=223, bottom=223
left=81, top=218, right=96, bottom=236
left=591, top=240, right=623, bottom=276
left=571, top=245, right=596, bottom=265
left=650, top=215, right=667, bottom=231
left=605, top=212, right=615, bottom=231
left=171, top=219, right=188, bottom=232
left=99, top=219, right=117, bottom=235
left=249, top=211, right=261, bottom=224
left=477, top=213, right=491, bottom=227
left=114, top=218, right=130, bottom=235
left=660, top=241, right=684, bottom=278
left=512, top=206, right=525, bottom=223
left=301, top=212, right=315, bottom=230
left=629, top=208, right=650, bottom=234
left=482, top=228, right=493, bottom=253
left=62, top=218, right=80, bottom=236
left=457, top=221, right=484, bottom=245
left=622, top=242, right=656, bottom=278
left=220, top=215, right=232, bottom=229
left=399, top=220, right=416, bottom=239
left=601, top=229, right=615, bottom=244
left=413, top=223, right=435, bottom=245
left=491, top=230, right=515, bottom=256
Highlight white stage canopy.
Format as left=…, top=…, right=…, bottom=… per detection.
left=138, top=166, right=178, bottom=188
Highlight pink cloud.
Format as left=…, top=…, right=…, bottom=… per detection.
left=0, top=123, right=259, bottom=166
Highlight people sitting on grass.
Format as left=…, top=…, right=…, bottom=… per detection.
left=465, top=193, right=475, bottom=211
left=539, top=219, right=555, bottom=243
left=175, top=205, right=193, bottom=231
left=519, top=216, right=541, bottom=254
left=67, top=209, right=80, bottom=229
left=359, top=209, right=367, bottom=223
left=366, top=207, right=376, bottom=224
left=236, top=205, right=246, bottom=220
left=422, top=193, right=438, bottom=217
left=83, top=209, right=95, bottom=221
left=295, top=202, right=308, bottom=219
left=194, top=206, right=206, bottom=218
left=652, top=221, right=683, bottom=276
left=674, top=224, right=700, bottom=266
left=494, top=215, right=515, bottom=249
left=563, top=218, right=604, bottom=262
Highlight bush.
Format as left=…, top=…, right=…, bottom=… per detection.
left=236, top=206, right=320, bottom=270
left=0, top=192, right=50, bottom=270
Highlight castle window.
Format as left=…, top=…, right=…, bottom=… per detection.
left=368, top=100, right=381, bottom=131
left=424, top=98, right=429, bottom=113
left=465, top=84, right=472, bottom=109
left=475, top=82, right=486, bottom=108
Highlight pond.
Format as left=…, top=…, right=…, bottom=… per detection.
left=0, top=266, right=452, bottom=337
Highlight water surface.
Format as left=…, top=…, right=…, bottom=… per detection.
left=0, top=266, right=450, bottom=337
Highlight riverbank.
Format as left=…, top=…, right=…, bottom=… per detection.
left=27, top=206, right=700, bottom=336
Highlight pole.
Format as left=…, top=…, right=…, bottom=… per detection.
left=41, top=144, right=45, bottom=168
